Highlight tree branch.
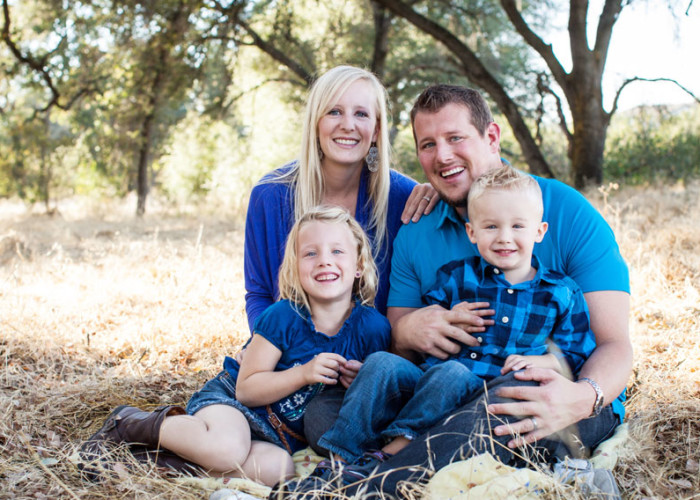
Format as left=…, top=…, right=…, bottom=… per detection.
left=499, top=0, right=568, bottom=85
left=1, top=0, right=97, bottom=112
left=236, top=19, right=314, bottom=85
left=610, top=76, right=700, bottom=115
left=537, top=73, right=573, bottom=143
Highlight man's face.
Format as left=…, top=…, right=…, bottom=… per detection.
left=413, top=103, right=502, bottom=214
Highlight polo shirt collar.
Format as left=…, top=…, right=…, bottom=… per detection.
left=435, top=200, right=466, bottom=229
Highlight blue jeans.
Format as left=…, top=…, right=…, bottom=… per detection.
left=340, top=370, right=620, bottom=497
left=318, top=351, right=483, bottom=462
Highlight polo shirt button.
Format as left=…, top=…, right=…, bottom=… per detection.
left=507, top=289, right=514, bottom=294
left=470, top=352, right=477, bottom=359
left=493, top=268, right=500, bottom=274
left=477, top=336, right=483, bottom=343
left=502, top=316, right=509, bottom=323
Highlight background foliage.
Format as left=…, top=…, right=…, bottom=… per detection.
left=0, top=0, right=698, bottom=215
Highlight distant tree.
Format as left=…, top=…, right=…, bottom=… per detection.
left=371, top=0, right=694, bottom=187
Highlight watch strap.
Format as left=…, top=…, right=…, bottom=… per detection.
left=578, top=377, right=604, bottom=418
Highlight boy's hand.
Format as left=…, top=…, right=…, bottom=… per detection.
left=501, top=354, right=535, bottom=374
left=338, top=359, right=362, bottom=388
left=502, top=353, right=559, bottom=374
left=302, top=353, right=347, bottom=385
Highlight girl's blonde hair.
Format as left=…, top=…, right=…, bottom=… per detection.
left=278, top=205, right=378, bottom=313
left=271, top=65, right=391, bottom=259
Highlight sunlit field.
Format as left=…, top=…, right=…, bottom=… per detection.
left=1, top=182, right=698, bottom=499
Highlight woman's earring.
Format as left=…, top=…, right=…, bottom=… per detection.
left=355, top=271, right=361, bottom=278
left=366, top=143, right=379, bottom=172
left=318, top=140, right=324, bottom=161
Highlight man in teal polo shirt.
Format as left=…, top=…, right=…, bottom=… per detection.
left=359, top=85, right=631, bottom=495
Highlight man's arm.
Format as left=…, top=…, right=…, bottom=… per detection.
left=487, top=290, right=632, bottom=447
left=388, top=303, right=494, bottom=362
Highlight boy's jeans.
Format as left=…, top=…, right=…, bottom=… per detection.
left=318, top=351, right=483, bottom=462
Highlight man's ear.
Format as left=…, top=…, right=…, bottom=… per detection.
left=535, top=221, right=549, bottom=243
left=465, top=222, right=478, bottom=244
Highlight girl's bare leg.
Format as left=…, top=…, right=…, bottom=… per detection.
left=159, top=404, right=294, bottom=485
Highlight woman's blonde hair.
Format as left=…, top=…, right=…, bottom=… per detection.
left=272, top=65, right=392, bottom=258
left=278, top=205, right=378, bottom=313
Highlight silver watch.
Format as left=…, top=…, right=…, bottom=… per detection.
left=578, top=377, right=604, bottom=418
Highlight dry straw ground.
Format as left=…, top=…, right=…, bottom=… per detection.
left=1, top=183, right=698, bottom=499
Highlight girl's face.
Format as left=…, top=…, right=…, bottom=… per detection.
left=317, top=79, right=379, bottom=171
left=297, top=220, right=359, bottom=310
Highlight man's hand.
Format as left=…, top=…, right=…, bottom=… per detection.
left=487, top=367, right=595, bottom=448
left=388, top=303, right=494, bottom=360
left=338, top=359, right=362, bottom=388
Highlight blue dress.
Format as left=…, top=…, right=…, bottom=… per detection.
left=186, top=299, right=391, bottom=453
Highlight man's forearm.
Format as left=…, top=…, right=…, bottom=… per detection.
left=579, top=291, right=633, bottom=413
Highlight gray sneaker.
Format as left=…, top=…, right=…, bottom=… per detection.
left=553, top=458, right=622, bottom=499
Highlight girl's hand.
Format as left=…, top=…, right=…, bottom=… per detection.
left=302, top=353, right=347, bottom=385
left=401, top=183, right=439, bottom=224
left=339, top=359, right=362, bottom=388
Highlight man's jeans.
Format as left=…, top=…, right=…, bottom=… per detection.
left=317, top=351, right=483, bottom=461
left=305, top=367, right=619, bottom=497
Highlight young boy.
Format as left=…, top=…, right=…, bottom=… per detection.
left=293, top=165, right=597, bottom=487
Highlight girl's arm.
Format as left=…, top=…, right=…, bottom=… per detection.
left=236, top=334, right=347, bottom=407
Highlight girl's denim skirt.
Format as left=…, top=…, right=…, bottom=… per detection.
left=185, top=370, right=307, bottom=453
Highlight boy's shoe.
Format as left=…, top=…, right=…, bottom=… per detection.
left=268, top=458, right=343, bottom=499
left=342, top=450, right=393, bottom=483
left=553, top=458, right=622, bottom=500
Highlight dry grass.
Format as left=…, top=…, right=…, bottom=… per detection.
left=1, top=183, right=698, bottom=499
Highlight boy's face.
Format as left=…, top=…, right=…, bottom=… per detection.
left=465, top=189, right=548, bottom=280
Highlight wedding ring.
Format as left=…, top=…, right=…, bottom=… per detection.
left=422, top=196, right=432, bottom=202
left=531, top=417, right=539, bottom=431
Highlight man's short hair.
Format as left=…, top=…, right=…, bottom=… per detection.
left=410, top=84, right=494, bottom=137
left=468, top=165, right=543, bottom=218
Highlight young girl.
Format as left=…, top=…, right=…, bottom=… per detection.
left=80, top=206, right=391, bottom=486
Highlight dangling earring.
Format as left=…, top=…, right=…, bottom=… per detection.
left=317, top=140, right=324, bottom=161
left=366, top=143, right=379, bottom=172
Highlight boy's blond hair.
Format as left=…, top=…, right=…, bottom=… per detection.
left=467, top=165, right=543, bottom=218
left=278, top=205, right=378, bottom=313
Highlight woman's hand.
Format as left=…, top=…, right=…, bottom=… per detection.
left=401, top=183, right=439, bottom=224
left=302, top=352, right=347, bottom=385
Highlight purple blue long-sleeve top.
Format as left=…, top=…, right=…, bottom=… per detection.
left=244, top=161, right=417, bottom=332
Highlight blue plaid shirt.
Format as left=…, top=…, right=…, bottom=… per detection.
left=422, top=255, right=596, bottom=380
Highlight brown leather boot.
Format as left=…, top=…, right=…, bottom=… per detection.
left=84, top=405, right=185, bottom=447
left=79, top=404, right=189, bottom=481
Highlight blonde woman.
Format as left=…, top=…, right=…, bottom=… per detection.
left=245, top=65, right=436, bottom=330
left=80, top=207, right=391, bottom=486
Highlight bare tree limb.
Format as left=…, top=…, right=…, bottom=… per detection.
left=1, top=0, right=98, bottom=113
left=499, top=0, right=568, bottom=86
left=610, top=76, right=700, bottom=115
left=537, top=73, right=573, bottom=143
left=236, top=19, right=314, bottom=85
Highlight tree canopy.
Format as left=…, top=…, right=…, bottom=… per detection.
left=1, top=0, right=697, bottom=213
